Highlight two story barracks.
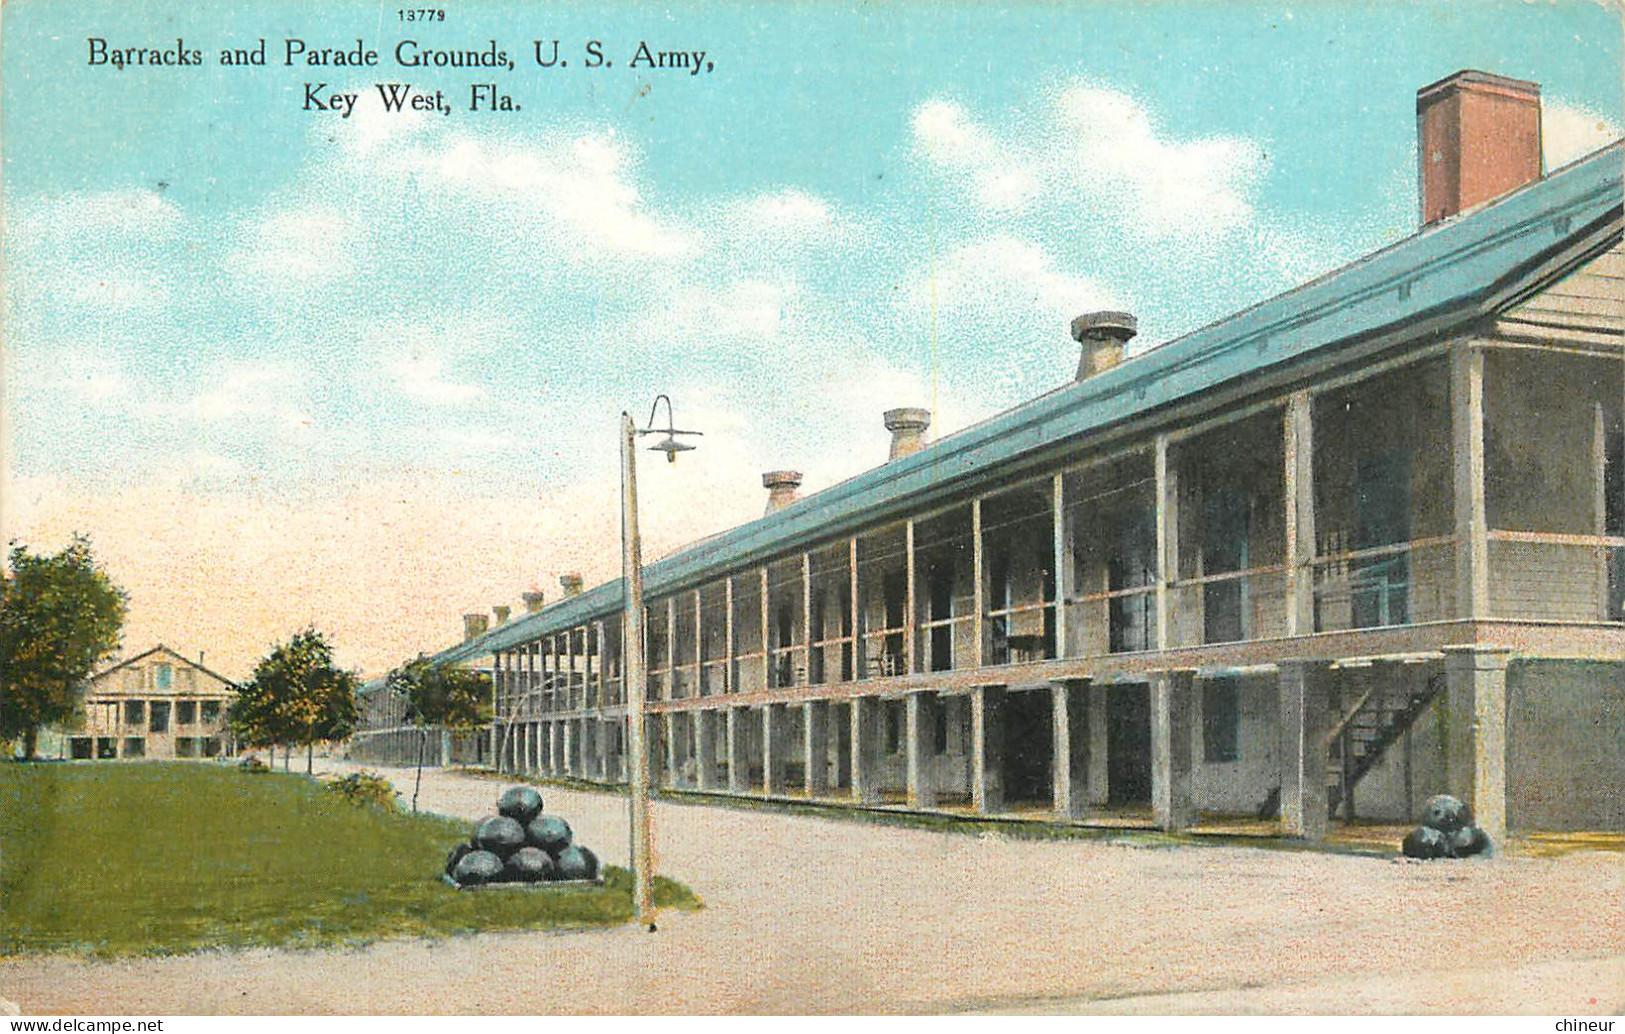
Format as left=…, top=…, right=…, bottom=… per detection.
left=386, top=72, right=1625, bottom=843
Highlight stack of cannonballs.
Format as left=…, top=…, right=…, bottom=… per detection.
left=1401, top=794, right=1492, bottom=860
left=444, top=785, right=602, bottom=888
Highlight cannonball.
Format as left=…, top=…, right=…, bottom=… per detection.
left=1402, top=825, right=1449, bottom=860
left=474, top=815, right=527, bottom=858
left=497, top=785, right=545, bottom=825
left=504, top=846, right=556, bottom=883
left=525, top=814, right=573, bottom=854
left=445, top=841, right=474, bottom=876
left=553, top=844, right=598, bottom=881
left=1421, top=794, right=1473, bottom=834
left=1448, top=825, right=1491, bottom=858
left=452, top=849, right=504, bottom=886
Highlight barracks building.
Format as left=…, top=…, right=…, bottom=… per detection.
left=353, top=71, right=1624, bottom=843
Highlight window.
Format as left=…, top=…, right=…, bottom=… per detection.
left=1202, top=679, right=1241, bottom=763
left=1351, top=451, right=1411, bottom=628
left=176, top=701, right=197, bottom=725
left=155, top=663, right=173, bottom=691
left=1109, top=506, right=1158, bottom=653
left=124, top=700, right=146, bottom=726
left=148, top=701, right=170, bottom=733
left=201, top=700, right=221, bottom=723
left=175, top=737, right=198, bottom=759
left=1202, top=491, right=1251, bottom=644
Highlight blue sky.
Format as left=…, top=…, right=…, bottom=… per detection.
left=3, top=0, right=1620, bottom=675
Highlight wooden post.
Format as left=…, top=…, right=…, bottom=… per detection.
left=1451, top=343, right=1489, bottom=619
left=972, top=498, right=985, bottom=668
left=802, top=551, right=813, bottom=686
left=760, top=566, right=771, bottom=689
left=849, top=537, right=861, bottom=681
left=1053, top=472, right=1069, bottom=658
left=905, top=519, right=918, bottom=674
left=1154, top=434, right=1177, bottom=651
left=724, top=575, right=735, bottom=694
left=1284, top=391, right=1317, bottom=636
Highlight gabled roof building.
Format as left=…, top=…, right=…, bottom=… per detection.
left=56, top=644, right=238, bottom=761
left=371, top=71, right=1624, bottom=840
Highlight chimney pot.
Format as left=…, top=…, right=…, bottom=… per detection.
left=493, top=605, right=511, bottom=626
left=883, top=407, right=932, bottom=461
left=1417, top=70, right=1542, bottom=226
left=1071, top=311, right=1138, bottom=380
left=559, top=573, right=584, bottom=597
left=522, top=590, right=547, bottom=614
left=763, top=470, right=804, bottom=514
left=463, top=613, right=490, bottom=643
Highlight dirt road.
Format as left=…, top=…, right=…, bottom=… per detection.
left=3, top=762, right=1619, bottom=1014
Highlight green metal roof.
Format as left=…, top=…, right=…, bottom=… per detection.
left=419, top=142, right=1623, bottom=672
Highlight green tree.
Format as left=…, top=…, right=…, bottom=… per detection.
left=234, top=629, right=359, bottom=774
left=0, top=537, right=128, bottom=759
left=386, top=655, right=491, bottom=810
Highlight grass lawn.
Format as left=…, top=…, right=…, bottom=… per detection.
left=0, top=762, right=696, bottom=958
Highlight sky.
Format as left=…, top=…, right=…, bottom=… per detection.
left=3, top=0, right=1621, bottom=680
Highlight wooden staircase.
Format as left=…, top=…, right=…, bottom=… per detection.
left=1326, top=670, right=1442, bottom=818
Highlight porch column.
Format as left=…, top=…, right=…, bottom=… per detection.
left=1443, top=646, right=1512, bottom=845
left=562, top=719, right=575, bottom=776
left=804, top=699, right=830, bottom=796
left=905, top=691, right=936, bottom=808
left=1154, top=434, right=1177, bottom=650
left=695, top=708, right=718, bottom=790
left=763, top=703, right=788, bottom=795
left=1278, top=659, right=1333, bottom=840
left=1284, top=390, right=1317, bottom=636
left=577, top=717, right=590, bottom=778
left=1087, top=683, right=1110, bottom=807
left=851, top=695, right=883, bottom=804
left=726, top=706, right=750, bottom=792
left=1451, top=343, right=1491, bottom=618
left=1149, top=669, right=1196, bottom=831
left=1052, top=679, right=1089, bottom=819
left=971, top=685, right=1004, bottom=814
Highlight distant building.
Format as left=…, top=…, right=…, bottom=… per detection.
left=62, top=645, right=238, bottom=761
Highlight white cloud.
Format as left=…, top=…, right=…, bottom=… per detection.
left=227, top=206, right=359, bottom=283
left=11, top=189, right=182, bottom=241
left=391, top=354, right=483, bottom=405
left=906, top=236, right=1117, bottom=326
left=910, top=83, right=1267, bottom=239
left=1544, top=98, right=1622, bottom=168
left=404, top=129, right=696, bottom=258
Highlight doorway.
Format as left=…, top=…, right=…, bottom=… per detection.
left=1000, top=690, right=1053, bottom=805
left=1107, top=683, right=1152, bottom=805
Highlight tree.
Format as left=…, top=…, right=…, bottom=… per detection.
left=233, top=629, right=359, bottom=774
left=386, top=655, right=492, bottom=810
left=0, top=537, right=128, bottom=759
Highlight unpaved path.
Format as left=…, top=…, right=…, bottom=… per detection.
left=2, top=761, right=1620, bottom=1014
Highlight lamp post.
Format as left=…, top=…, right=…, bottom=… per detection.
left=622, top=394, right=701, bottom=924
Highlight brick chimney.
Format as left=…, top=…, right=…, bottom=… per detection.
left=463, top=613, right=490, bottom=642
left=884, top=408, right=931, bottom=461
left=522, top=589, right=546, bottom=614
left=492, top=604, right=511, bottom=626
left=1417, top=70, right=1542, bottom=226
left=1071, top=311, right=1137, bottom=380
left=559, top=573, right=584, bottom=598
left=763, top=470, right=803, bottom=514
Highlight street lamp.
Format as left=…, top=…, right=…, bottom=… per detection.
left=622, top=394, right=702, bottom=926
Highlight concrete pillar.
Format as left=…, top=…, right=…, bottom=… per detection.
left=695, top=709, right=718, bottom=790
left=905, top=691, right=937, bottom=808
left=851, top=695, right=883, bottom=804
left=1087, top=683, right=1109, bottom=807
left=1278, top=659, right=1333, bottom=840
left=971, top=686, right=1005, bottom=814
left=1150, top=670, right=1196, bottom=831
left=1052, top=680, right=1089, bottom=819
left=727, top=707, right=750, bottom=793
left=763, top=703, right=788, bottom=795
left=804, top=700, right=829, bottom=796
left=1443, top=646, right=1512, bottom=844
